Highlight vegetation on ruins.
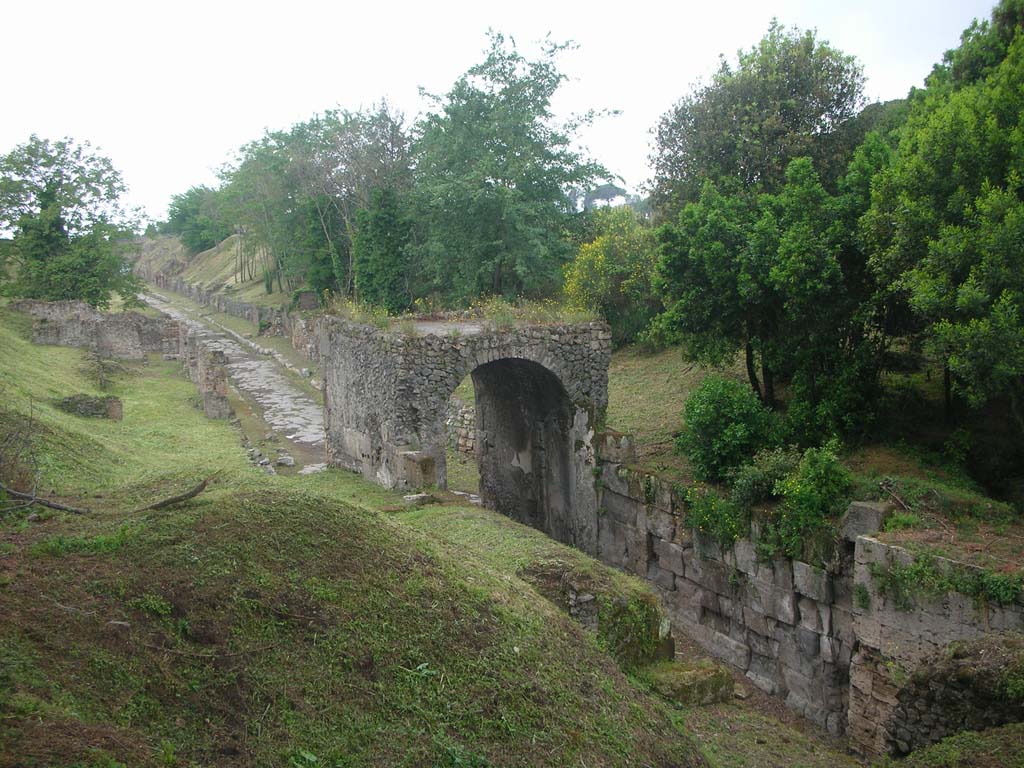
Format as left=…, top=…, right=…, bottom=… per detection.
left=0, top=136, right=141, bottom=308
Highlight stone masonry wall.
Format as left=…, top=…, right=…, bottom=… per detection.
left=592, top=444, right=1024, bottom=752
left=595, top=457, right=853, bottom=735
left=14, top=300, right=179, bottom=360
left=320, top=315, right=611, bottom=555
left=178, top=324, right=233, bottom=419
left=446, top=396, right=475, bottom=454
left=847, top=537, right=1024, bottom=755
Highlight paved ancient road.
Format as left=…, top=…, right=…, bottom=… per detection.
left=143, top=292, right=326, bottom=471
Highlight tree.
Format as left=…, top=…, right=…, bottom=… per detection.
left=650, top=21, right=865, bottom=218
left=564, top=206, right=659, bottom=346
left=216, top=105, right=411, bottom=297
left=410, top=32, right=607, bottom=303
left=352, top=186, right=413, bottom=314
left=653, top=154, right=886, bottom=438
left=862, top=2, right=1024, bottom=428
left=0, top=136, right=140, bottom=308
left=162, top=185, right=232, bottom=254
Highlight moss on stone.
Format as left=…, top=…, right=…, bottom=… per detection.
left=641, top=659, right=734, bottom=707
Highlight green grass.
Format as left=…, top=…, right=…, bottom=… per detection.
left=446, top=446, right=480, bottom=493
left=678, top=702, right=860, bottom=768
left=606, top=345, right=747, bottom=483
left=0, top=305, right=251, bottom=498
left=0, top=303, right=708, bottom=768
left=877, top=723, right=1024, bottom=767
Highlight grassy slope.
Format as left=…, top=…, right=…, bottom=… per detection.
left=133, top=235, right=288, bottom=307
left=0, top=306, right=706, bottom=767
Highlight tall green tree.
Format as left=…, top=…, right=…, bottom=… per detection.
left=564, top=206, right=660, bottom=346
left=0, top=136, right=139, bottom=308
left=215, top=105, right=411, bottom=297
left=352, top=186, right=412, bottom=314
left=162, top=185, right=232, bottom=254
left=653, top=154, right=887, bottom=438
left=411, top=33, right=606, bottom=302
left=650, top=21, right=865, bottom=218
left=862, top=0, right=1024, bottom=429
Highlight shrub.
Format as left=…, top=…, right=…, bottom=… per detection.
left=764, top=441, right=852, bottom=561
left=685, top=485, right=748, bottom=550
left=676, top=376, right=776, bottom=481
left=727, top=446, right=801, bottom=510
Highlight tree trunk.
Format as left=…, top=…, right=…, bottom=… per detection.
left=745, top=342, right=763, bottom=402
left=762, top=358, right=776, bottom=410
left=943, top=360, right=953, bottom=424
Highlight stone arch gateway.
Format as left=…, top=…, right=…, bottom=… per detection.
left=319, top=316, right=612, bottom=554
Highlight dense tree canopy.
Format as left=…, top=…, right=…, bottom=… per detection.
left=863, top=5, right=1024, bottom=433
left=0, top=136, right=139, bottom=308
left=650, top=21, right=865, bottom=219
left=410, top=33, right=606, bottom=302
left=162, top=185, right=232, bottom=255
left=564, top=206, right=659, bottom=345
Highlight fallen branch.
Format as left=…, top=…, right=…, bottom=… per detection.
left=0, top=480, right=91, bottom=515
left=879, top=480, right=912, bottom=512
left=133, top=472, right=220, bottom=513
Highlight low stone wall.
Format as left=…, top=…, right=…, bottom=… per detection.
left=14, top=300, right=178, bottom=360
left=178, top=325, right=232, bottom=419
left=135, top=265, right=320, bottom=362
left=446, top=396, right=475, bottom=454
left=592, top=445, right=1024, bottom=752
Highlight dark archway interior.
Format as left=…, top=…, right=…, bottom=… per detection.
left=471, top=358, right=575, bottom=541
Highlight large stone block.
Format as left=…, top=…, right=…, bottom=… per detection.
left=602, top=490, right=638, bottom=526
left=793, top=560, right=832, bottom=602
left=744, top=578, right=796, bottom=625
left=653, top=537, right=686, bottom=576
left=707, top=628, right=752, bottom=671
left=684, top=552, right=733, bottom=595
left=841, top=502, right=893, bottom=541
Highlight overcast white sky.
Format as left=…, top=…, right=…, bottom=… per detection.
left=1, top=0, right=996, bottom=221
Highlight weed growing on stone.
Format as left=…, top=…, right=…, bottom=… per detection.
left=870, top=550, right=1024, bottom=609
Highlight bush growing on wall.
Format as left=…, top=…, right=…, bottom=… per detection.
left=764, top=440, right=852, bottom=561
left=676, top=375, right=776, bottom=481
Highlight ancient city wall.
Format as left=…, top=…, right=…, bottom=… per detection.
left=591, top=442, right=1024, bottom=754
left=177, top=324, right=232, bottom=419
left=13, top=300, right=179, bottom=360
left=848, top=538, right=1024, bottom=755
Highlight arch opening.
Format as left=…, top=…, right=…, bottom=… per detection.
left=462, top=357, right=596, bottom=552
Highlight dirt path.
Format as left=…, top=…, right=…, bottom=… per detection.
left=143, top=291, right=326, bottom=472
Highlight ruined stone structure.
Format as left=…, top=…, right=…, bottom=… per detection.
left=590, top=452, right=1024, bottom=754
left=848, top=540, right=1024, bottom=754
left=135, top=267, right=321, bottom=362
left=129, top=269, right=1024, bottom=756
left=446, top=396, right=476, bottom=454
left=14, top=300, right=178, bottom=359
left=177, top=324, right=233, bottom=419
left=320, top=316, right=611, bottom=553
